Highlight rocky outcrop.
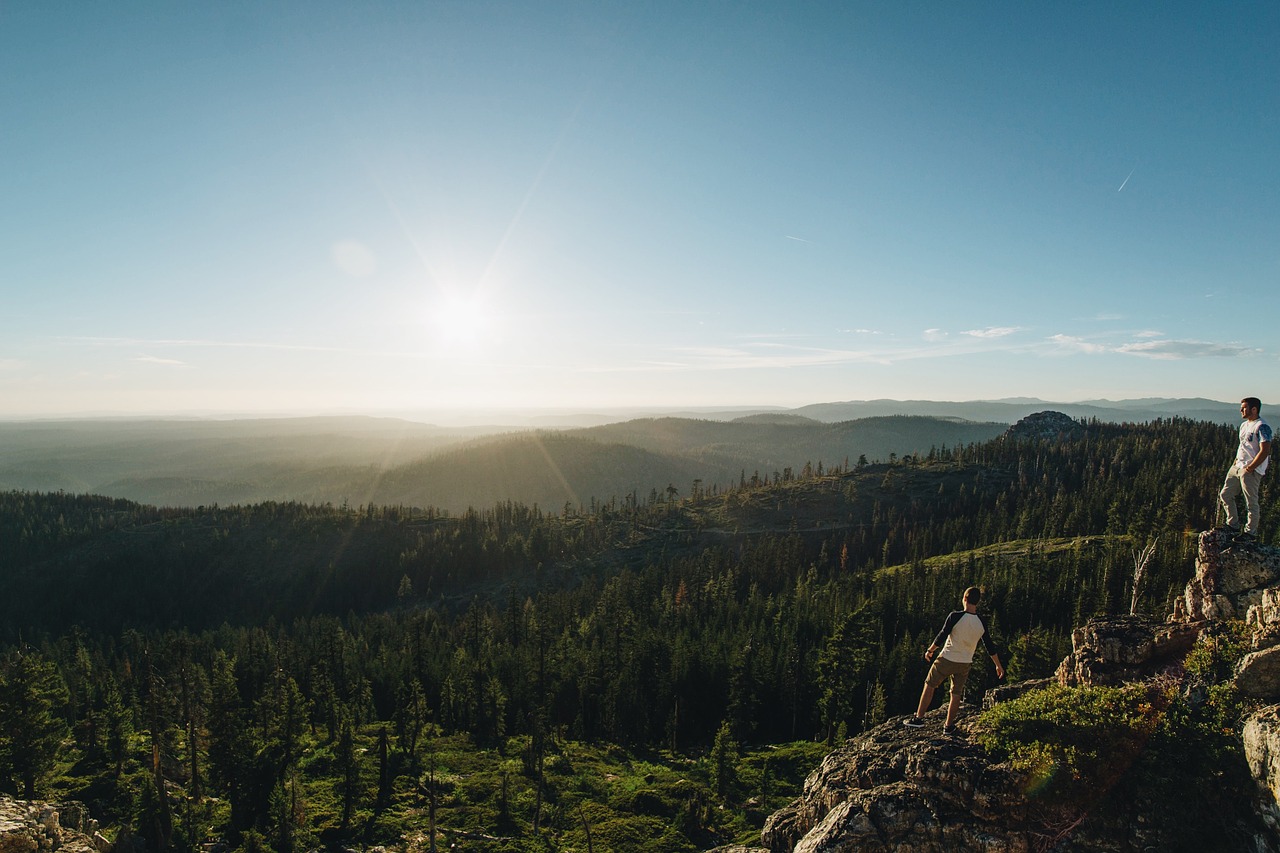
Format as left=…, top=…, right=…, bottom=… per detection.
left=1179, top=528, right=1280, bottom=622
left=1237, top=647, right=1280, bottom=699
left=757, top=707, right=1217, bottom=853
left=1246, top=708, right=1280, bottom=800
left=0, top=798, right=100, bottom=853
left=1055, top=615, right=1202, bottom=687
left=761, top=531, right=1280, bottom=852
left=1002, top=411, right=1084, bottom=443
left=761, top=718, right=1036, bottom=853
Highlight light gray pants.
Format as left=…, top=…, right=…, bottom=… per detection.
left=1220, top=463, right=1263, bottom=534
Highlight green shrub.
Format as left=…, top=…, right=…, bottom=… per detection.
left=1183, top=620, right=1252, bottom=682
left=974, top=682, right=1164, bottom=800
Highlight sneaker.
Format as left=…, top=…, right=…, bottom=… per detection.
left=1236, top=532, right=1258, bottom=544
left=942, top=724, right=958, bottom=736
left=1214, top=525, right=1239, bottom=535
left=903, top=716, right=925, bottom=728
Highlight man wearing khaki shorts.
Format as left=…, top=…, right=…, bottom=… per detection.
left=904, top=586, right=1004, bottom=734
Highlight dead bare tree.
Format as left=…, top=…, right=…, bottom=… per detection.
left=1131, top=538, right=1158, bottom=615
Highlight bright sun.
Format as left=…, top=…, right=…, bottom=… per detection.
left=429, top=293, right=497, bottom=349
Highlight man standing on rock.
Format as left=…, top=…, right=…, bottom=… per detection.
left=904, top=586, right=1004, bottom=734
left=1218, top=397, right=1272, bottom=544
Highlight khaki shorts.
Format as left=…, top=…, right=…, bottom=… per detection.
left=925, top=656, right=972, bottom=698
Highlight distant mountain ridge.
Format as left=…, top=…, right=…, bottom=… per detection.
left=791, top=397, right=1237, bottom=425
left=0, top=398, right=1238, bottom=511
left=0, top=414, right=1005, bottom=512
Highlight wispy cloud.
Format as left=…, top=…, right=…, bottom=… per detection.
left=586, top=328, right=1262, bottom=377
left=1115, top=340, right=1256, bottom=360
left=1046, top=334, right=1110, bottom=354
left=134, top=355, right=187, bottom=366
left=1047, top=333, right=1258, bottom=360
left=0, top=359, right=23, bottom=371
left=962, top=326, right=1021, bottom=339
left=63, top=336, right=354, bottom=354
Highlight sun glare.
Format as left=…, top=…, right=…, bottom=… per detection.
left=429, top=293, right=498, bottom=350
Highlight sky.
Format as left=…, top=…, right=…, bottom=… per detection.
left=2, top=1, right=1278, bottom=419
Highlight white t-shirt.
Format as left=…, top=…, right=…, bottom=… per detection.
left=934, top=611, right=992, bottom=665
left=1237, top=417, right=1273, bottom=475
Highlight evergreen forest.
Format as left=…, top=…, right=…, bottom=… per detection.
left=0, top=417, right=1268, bottom=852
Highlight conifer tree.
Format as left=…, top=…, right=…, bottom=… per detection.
left=0, top=649, right=70, bottom=798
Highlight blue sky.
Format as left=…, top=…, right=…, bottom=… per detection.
left=2, top=1, right=1277, bottom=417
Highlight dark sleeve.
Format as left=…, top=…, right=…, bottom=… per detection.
left=931, top=611, right=964, bottom=648
left=978, top=616, right=997, bottom=657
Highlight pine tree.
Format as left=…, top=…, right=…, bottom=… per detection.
left=0, top=650, right=71, bottom=798
left=709, top=720, right=739, bottom=801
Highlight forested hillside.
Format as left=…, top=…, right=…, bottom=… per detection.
left=0, top=417, right=1266, bottom=852
left=0, top=414, right=1005, bottom=513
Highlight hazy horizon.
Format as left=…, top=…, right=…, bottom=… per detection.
left=0, top=395, right=1243, bottom=429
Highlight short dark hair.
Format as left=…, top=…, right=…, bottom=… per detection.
left=1243, top=397, right=1262, bottom=412
left=963, top=586, right=982, bottom=604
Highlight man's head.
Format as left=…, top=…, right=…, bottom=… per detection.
left=963, top=586, right=982, bottom=607
left=1242, top=398, right=1262, bottom=420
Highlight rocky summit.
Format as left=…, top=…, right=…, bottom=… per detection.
left=1001, top=411, right=1085, bottom=443
left=750, top=530, right=1280, bottom=852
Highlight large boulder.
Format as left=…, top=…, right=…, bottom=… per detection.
left=1245, top=705, right=1280, bottom=828
left=1055, top=615, right=1202, bottom=687
left=761, top=716, right=1034, bottom=853
left=1238, top=648, right=1280, bottom=700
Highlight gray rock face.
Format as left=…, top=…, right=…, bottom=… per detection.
left=1055, top=615, right=1202, bottom=687
left=1181, top=529, right=1280, bottom=621
left=757, top=710, right=1211, bottom=853
left=761, top=719, right=1035, bottom=853
left=1248, top=588, right=1280, bottom=648
left=0, top=798, right=98, bottom=853
left=1237, top=647, right=1280, bottom=699
left=1245, top=706, right=1280, bottom=823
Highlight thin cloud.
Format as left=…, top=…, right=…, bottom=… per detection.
left=1046, top=334, right=1255, bottom=360
left=962, top=326, right=1021, bottom=339
left=589, top=328, right=1262, bottom=378
left=923, top=328, right=948, bottom=342
left=1116, top=340, right=1255, bottom=360
left=1046, top=334, right=1109, bottom=354
left=134, top=355, right=187, bottom=366
left=64, top=336, right=353, bottom=354
left=0, top=359, right=23, bottom=371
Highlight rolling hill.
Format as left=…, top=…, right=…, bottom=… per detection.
left=0, top=413, right=1007, bottom=512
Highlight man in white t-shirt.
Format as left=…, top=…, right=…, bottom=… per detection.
left=904, top=586, right=1004, bottom=734
left=1218, top=397, right=1272, bottom=543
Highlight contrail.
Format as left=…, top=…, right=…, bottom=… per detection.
left=785, top=235, right=813, bottom=243
left=1117, top=167, right=1135, bottom=192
